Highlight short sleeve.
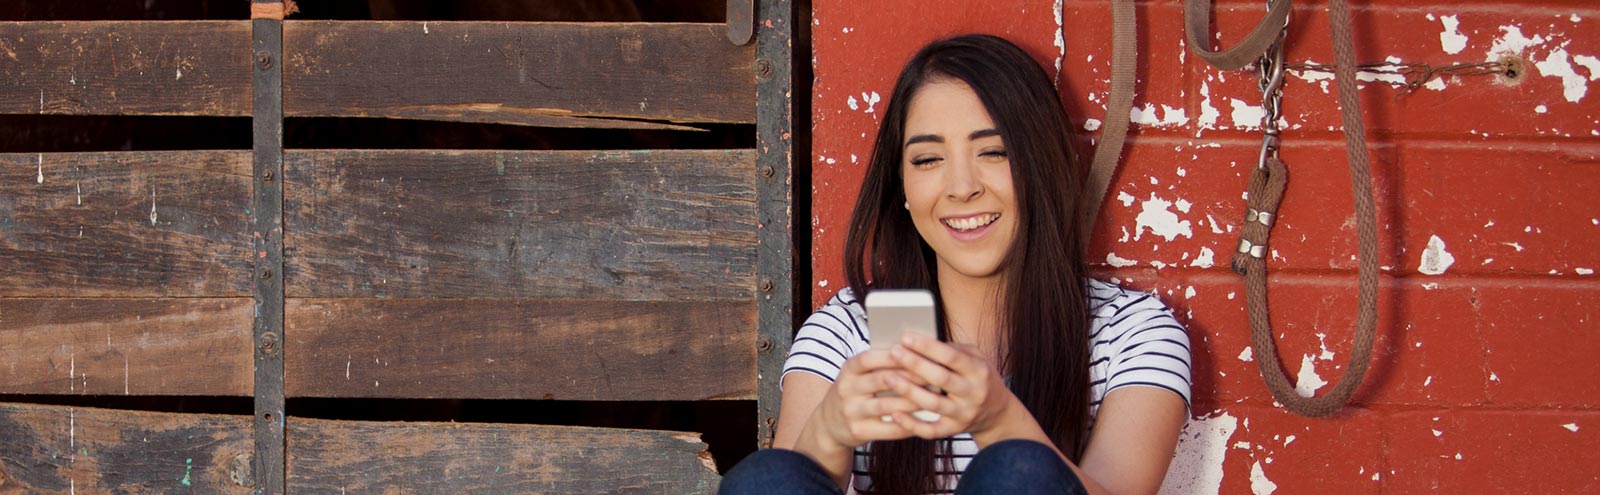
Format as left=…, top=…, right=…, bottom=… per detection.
left=1102, top=293, right=1192, bottom=407
left=782, top=288, right=871, bottom=386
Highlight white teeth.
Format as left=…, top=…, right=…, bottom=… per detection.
left=944, top=214, right=998, bottom=232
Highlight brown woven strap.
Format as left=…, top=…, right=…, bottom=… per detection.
left=1078, top=0, right=1138, bottom=247
left=1200, top=0, right=1380, bottom=417
left=1185, top=0, right=1292, bottom=70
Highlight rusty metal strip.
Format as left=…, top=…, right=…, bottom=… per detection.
left=727, top=0, right=755, bottom=45
left=754, top=0, right=794, bottom=448
left=250, top=5, right=286, bottom=494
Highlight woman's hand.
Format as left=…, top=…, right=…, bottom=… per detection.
left=802, top=349, right=926, bottom=451
left=880, top=332, right=1019, bottom=441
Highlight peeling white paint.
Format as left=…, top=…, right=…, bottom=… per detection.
left=1284, top=435, right=1295, bottom=446
left=1419, top=235, right=1455, bottom=275
left=1574, top=54, right=1600, bottom=82
left=1250, top=461, right=1278, bottom=495
left=1433, top=429, right=1443, bottom=437
left=1053, top=0, right=1065, bottom=86
left=1207, top=214, right=1224, bottom=234
left=1175, top=199, right=1193, bottom=213
left=1239, top=346, right=1254, bottom=362
left=1134, top=194, right=1194, bottom=242
left=1107, top=252, right=1139, bottom=268
left=1502, top=241, right=1525, bottom=252
left=1159, top=412, right=1238, bottom=495
left=1295, top=354, right=1328, bottom=397
left=847, top=95, right=859, bottom=111
left=1535, top=104, right=1550, bottom=113
left=1439, top=15, right=1469, bottom=55
left=1084, top=118, right=1103, bottom=132
left=1198, top=82, right=1221, bottom=130
left=1577, top=268, right=1594, bottom=275
left=1185, top=286, right=1197, bottom=300
left=1490, top=372, right=1500, bottom=382
left=1228, top=98, right=1268, bottom=130
left=1191, top=247, right=1216, bottom=269
left=1228, top=291, right=1236, bottom=300
left=1537, top=48, right=1592, bottom=102
left=1130, top=103, right=1190, bottom=128
left=1564, top=423, right=1580, bottom=432
left=862, top=91, right=882, bottom=113
left=1487, top=25, right=1547, bottom=62
left=37, top=153, right=44, bottom=183
left=1118, top=191, right=1137, bottom=207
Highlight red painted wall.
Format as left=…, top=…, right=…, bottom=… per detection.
left=808, top=1, right=1599, bottom=492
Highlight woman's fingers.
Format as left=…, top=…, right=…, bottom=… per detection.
left=889, top=344, right=966, bottom=395
left=899, top=333, right=983, bottom=376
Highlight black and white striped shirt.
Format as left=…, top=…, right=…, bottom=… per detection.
left=782, top=279, right=1191, bottom=494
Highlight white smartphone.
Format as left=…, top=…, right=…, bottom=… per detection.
left=865, top=289, right=944, bottom=423
left=865, top=289, right=938, bottom=351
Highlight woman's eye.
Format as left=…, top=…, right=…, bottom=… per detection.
left=911, top=156, right=941, bottom=166
left=980, top=149, right=1008, bottom=159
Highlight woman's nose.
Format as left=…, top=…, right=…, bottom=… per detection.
left=944, top=157, right=983, bottom=202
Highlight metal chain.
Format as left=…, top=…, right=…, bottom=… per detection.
left=1254, top=11, right=1290, bottom=170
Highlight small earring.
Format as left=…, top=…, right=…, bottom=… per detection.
left=904, top=202, right=910, bottom=210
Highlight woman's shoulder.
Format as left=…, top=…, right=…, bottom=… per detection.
left=1085, top=278, right=1178, bottom=322
left=800, top=287, right=871, bottom=342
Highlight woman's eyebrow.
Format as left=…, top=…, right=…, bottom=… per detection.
left=969, top=128, right=1000, bottom=140
left=905, top=134, right=944, bottom=146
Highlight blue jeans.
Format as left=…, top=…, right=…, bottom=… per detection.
left=719, top=439, right=1087, bottom=495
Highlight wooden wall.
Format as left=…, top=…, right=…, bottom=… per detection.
left=1, top=5, right=784, bottom=492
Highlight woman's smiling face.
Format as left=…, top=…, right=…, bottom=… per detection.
left=900, top=78, right=1019, bottom=283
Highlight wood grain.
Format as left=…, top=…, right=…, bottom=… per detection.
left=0, top=402, right=254, bottom=494
left=0, top=298, right=252, bottom=396
left=283, top=21, right=755, bottom=126
left=288, top=417, right=720, bottom=494
left=0, top=151, right=253, bottom=297
left=0, top=402, right=721, bottom=494
left=0, top=21, right=251, bottom=117
left=283, top=149, right=757, bottom=300
left=285, top=298, right=756, bottom=401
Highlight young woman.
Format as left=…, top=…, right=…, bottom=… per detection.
left=721, top=34, right=1190, bottom=495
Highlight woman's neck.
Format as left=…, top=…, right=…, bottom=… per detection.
left=936, top=267, right=1006, bottom=367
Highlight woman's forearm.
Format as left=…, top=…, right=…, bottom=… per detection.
left=791, top=411, right=856, bottom=489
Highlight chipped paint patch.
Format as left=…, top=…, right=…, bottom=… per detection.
left=1239, top=347, right=1254, bottom=362
left=1117, top=191, right=1136, bottom=207
left=1159, top=412, right=1238, bottom=495
left=1294, top=354, right=1328, bottom=397
left=1053, top=0, right=1065, bottom=86
left=1107, top=252, right=1139, bottom=268
left=1190, top=246, right=1216, bottom=269
left=1134, top=194, right=1194, bottom=242
left=1577, top=268, right=1594, bottom=275
left=1250, top=461, right=1278, bottom=495
left=1198, top=82, right=1221, bottom=130
left=1131, top=103, right=1190, bottom=128
left=1564, top=423, right=1580, bottom=432
left=1487, top=25, right=1547, bottom=62
left=1084, top=118, right=1103, bottom=132
left=1439, top=15, right=1469, bottom=55
left=1228, top=98, right=1267, bottom=130
left=1419, top=235, right=1456, bottom=275
left=1535, top=48, right=1591, bottom=102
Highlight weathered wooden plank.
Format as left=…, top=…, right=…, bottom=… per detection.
left=0, top=21, right=251, bottom=117
left=0, top=402, right=254, bottom=494
left=285, top=298, right=756, bottom=401
left=283, top=22, right=755, bottom=126
left=0, top=151, right=253, bottom=297
left=0, top=402, right=721, bottom=494
left=0, top=298, right=253, bottom=397
left=287, top=417, right=720, bottom=494
left=283, top=149, right=757, bottom=300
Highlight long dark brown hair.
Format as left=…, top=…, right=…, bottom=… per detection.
left=843, top=34, right=1092, bottom=494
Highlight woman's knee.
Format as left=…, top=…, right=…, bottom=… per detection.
left=959, top=440, right=1085, bottom=495
left=718, top=448, right=842, bottom=495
